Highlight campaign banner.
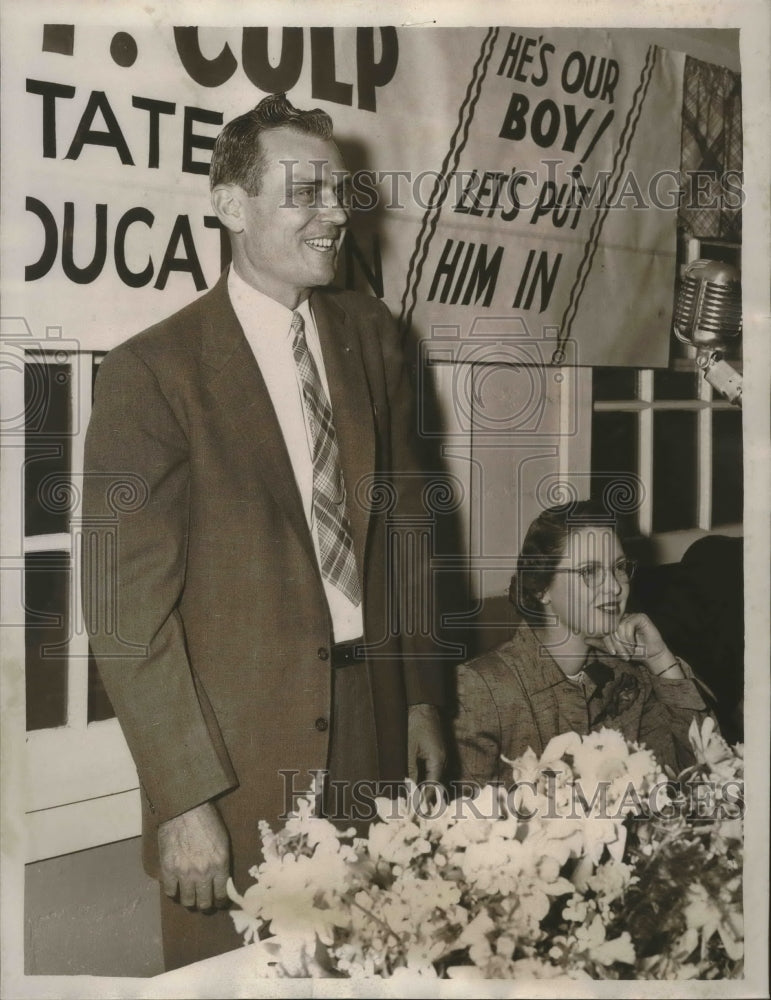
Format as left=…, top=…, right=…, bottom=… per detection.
left=384, top=28, right=685, bottom=367
left=3, top=21, right=685, bottom=365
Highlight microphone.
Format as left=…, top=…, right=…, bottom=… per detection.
left=673, top=259, right=742, bottom=405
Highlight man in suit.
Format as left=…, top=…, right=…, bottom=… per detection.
left=83, top=94, right=446, bottom=970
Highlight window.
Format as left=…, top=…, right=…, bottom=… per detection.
left=589, top=234, right=742, bottom=563
left=5, top=347, right=140, bottom=863
left=591, top=365, right=742, bottom=562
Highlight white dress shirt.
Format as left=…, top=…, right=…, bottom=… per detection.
left=227, top=266, right=363, bottom=643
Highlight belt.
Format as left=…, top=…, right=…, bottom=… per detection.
left=331, top=638, right=366, bottom=667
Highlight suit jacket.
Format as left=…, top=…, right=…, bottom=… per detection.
left=453, top=626, right=710, bottom=785
left=83, top=272, right=444, bottom=887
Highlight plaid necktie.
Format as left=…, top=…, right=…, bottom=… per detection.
left=290, top=311, right=361, bottom=606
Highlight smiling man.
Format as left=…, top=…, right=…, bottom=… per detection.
left=83, top=94, right=446, bottom=970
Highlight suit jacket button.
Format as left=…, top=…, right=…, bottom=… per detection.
left=315, top=717, right=329, bottom=732
left=317, top=647, right=329, bottom=661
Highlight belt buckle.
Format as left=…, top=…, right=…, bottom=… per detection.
left=333, top=639, right=364, bottom=667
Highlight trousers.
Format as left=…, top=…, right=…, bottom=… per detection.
left=160, top=657, right=379, bottom=970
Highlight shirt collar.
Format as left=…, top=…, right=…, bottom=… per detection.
left=227, top=266, right=313, bottom=338
left=518, top=626, right=615, bottom=699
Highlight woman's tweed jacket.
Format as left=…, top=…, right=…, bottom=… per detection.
left=453, top=625, right=711, bottom=784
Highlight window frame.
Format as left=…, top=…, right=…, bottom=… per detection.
left=585, top=233, right=743, bottom=564
left=3, top=346, right=140, bottom=864
left=589, top=363, right=742, bottom=564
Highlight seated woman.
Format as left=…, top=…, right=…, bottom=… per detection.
left=453, top=501, right=713, bottom=784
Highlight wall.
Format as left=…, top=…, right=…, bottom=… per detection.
left=25, top=837, right=163, bottom=977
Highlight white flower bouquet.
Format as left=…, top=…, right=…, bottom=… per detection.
left=228, top=717, right=743, bottom=979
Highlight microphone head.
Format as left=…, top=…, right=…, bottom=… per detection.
left=673, top=258, right=742, bottom=350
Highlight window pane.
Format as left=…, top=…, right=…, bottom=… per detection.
left=652, top=411, right=698, bottom=532
left=697, top=241, right=741, bottom=268
left=653, top=369, right=699, bottom=400
left=712, top=409, right=743, bottom=525
left=591, top=411, right=639, bottom=523
left=25, top=361, right=72, bottom=535
left=593, top=367, right=638, bottom=401
left=25, top=551, right=70, bottom=730
left=87, top=646, right=116, bottom=723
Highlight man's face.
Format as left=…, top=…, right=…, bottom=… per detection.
left=235, top=126, right=349, bottom=308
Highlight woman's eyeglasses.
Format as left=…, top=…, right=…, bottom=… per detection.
left=552, top=558, right=637, bottom=590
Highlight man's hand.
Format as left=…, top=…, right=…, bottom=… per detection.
left=157, top=800, right=231, bottom=910
left=407, top=703, right=446, bottom=783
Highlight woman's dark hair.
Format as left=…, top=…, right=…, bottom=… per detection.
left=209, top=93, right=334, bottom=195
left=510, top=500, right=623, bottom=622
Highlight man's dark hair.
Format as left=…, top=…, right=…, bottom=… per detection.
left=510, top=499, right=622, bottom=622
left=209, top=93, right=334, bottom=195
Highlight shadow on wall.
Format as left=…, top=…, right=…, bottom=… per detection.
left=25, top=837, right=163, bottom=977
left=631, top=535, right=744, bottom=745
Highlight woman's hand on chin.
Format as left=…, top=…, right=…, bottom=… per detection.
left=587, top=613, right=685, bottom=677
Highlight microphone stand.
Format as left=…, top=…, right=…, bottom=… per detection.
left=696, top=348, right=743, bottom=406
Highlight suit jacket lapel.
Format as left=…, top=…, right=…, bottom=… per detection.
left=198, top=275, right=376, bottom=587
left=199, top=274, right=318, bottom=572
left=311, top=290, right=375, bottom=574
